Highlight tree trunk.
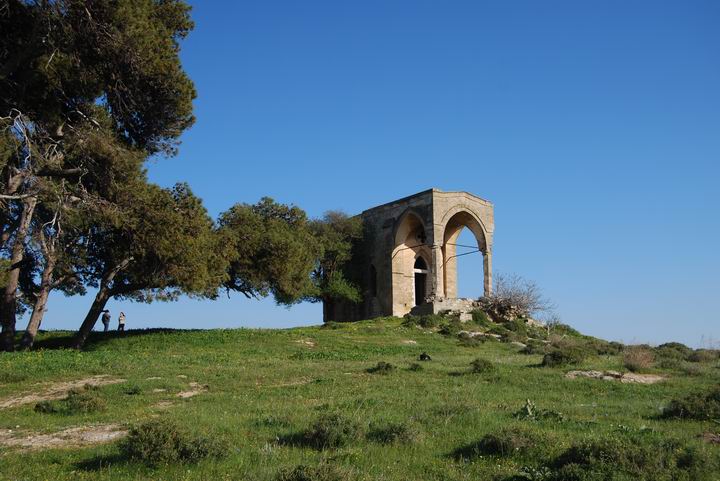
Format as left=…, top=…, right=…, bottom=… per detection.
left=20, top=255, right=56, bottom=349
left=72, top=257, right=133, bottom=350
left=72, top=286, right=110, bottom=350
left=0, top=196, right=37, bottom=352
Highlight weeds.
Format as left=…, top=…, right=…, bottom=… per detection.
left=367, top=421, right=420, bottom=444
left=367, top=361, right=395, bottom=375
left=301, top=413, right=362, bottom=449
left=623, top=346, right=655, bottom=372
left=661, top=385, right=720, bottom=420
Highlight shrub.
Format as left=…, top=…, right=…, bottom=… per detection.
left=470, top=309, right=491, bottom=326
left=64, top=387, right=107, bottom=414
left=34, top=386, right=106, bottom=415
left=623, top=347, right=655, bottom=372
left=120, top=419, right=227, bottom=466
left=402, top=314, right=445, bottom=329
left=551, top=435, right=718, bottom=481
left=470, top=358, right=497, bottom=374
left=688, top=349, right=718, bottom=363
left=457, top=332, right=483, bottom=347
left=34, top=400, right=58, bottom=414
left=276, top=464, right=352, bottom=481
left=520, top=339, right=548, bottom=355
left=452, top=427, right=540, bottom=460
left=654, top=342, right=693, bottom=362
left=125, top=385, right=143, bottom=395
left=438, top=320, right=462, bottom=337
left=303, top=413, right=362, bottom=449
left=541, top=346, right=587, bottom=367
left=407, top=363, right=423, bottom=372
left=661, top=385, right=720, bottom=420
left=367, top=361, right=395, bottom=375
left=367, top=421, right=420, bottom=444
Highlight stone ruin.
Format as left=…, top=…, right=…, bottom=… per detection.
left=324, top=188, right=494, bottom=322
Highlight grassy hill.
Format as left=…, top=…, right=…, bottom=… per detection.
left=0, top=316, right=718, bottom=480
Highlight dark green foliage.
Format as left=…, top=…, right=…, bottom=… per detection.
left=452, top=427, right=542, bottom=460
left=302, top=414, right=362, bottom=449
left=520, top=339, right=549, bottom=355
left=120, top=419, right=227, bottom=466
left=124, top=385, right=142, bottom=395
left=550, top=435, right=718, bottom=481
left=542, top=346, right=587, bottom=367
left=368, top=421, right=420, bottom=444
left=661, top=385, right=720, bottom=420
left=407, top=363, right=423, bottom=371
left=688, top=349, right=719, bottom=363
left=219, top=198, right=320, bottom=305
left=439, top=319, right=463, bottom=337
left=471, top=309, right=492, bottom=326
left=306, top=212, right=363, bottom=305
left=33, top=400, right=58, bottom=414
left=276, top=464, right=353, bottom=481
left=470, top=358, right=497, bottom=374
left=34, top=386, right=106, bottom=415
left=654, top=342, right=694, bottom=362
left=402, top=314, right=445, bottom=329
left=550, top=324, right=582, bottom=337
left=367, top=361, right=395, bottom=375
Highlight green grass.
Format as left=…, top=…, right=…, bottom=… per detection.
left=0, top=317, right=718, bottom=480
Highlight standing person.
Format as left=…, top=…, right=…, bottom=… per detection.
left=118, top=312, right=126, bottom=332
left=101, top=310, right=111, bottom=332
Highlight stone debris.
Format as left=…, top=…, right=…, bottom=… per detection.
left=176, top=382, right=208, bottom=398
left=565, top=370, right=665, bottom=384
left=295, top=339, right=316, bottom=347
left=145, top=376, right=162, bottom=380
left=0, top=375, right=126, bottom=410
left=0, top=424, right=126, bottom=451
left=401, top=340, right=418, bottom=345
left=152, top=388, right=167, bottom=393
left=511, top=341, right=527, bottom=348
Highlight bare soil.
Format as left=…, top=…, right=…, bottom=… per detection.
left=0, top=376, right=126, bottom=409
left=0, top=424, right=126, bottom=451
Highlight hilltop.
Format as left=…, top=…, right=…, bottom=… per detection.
left=0, top=316, right=718, bottom=480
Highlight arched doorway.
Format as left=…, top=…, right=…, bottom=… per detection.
left=391, top=211, right=431, bottom=315
left=413, top=257, right=429, bottom=306
left=441, top=210, right=490, bottom=299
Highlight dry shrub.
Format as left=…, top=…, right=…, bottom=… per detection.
left=623, top=347, right=654, bottom=373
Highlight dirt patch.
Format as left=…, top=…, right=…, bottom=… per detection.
left=0, top=375, right=126, bottom=410
left=294, top=339, right=316, bottom=347
left=176, top=382, right=208, bottom=399
left=401, top=340, right=418, bottom=345
left=0, top=424, right=126, bottom=451
left=565, top=370, right=665, bottom=384
left=701, top=432, right=720, bottom=444
left=152, top=400, right=175, bottom=409
left=259, top=378, right=312, bottom=388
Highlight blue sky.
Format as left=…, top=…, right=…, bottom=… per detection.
left=42, top=1, right=719, bottom=346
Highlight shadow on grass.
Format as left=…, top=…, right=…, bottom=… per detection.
left=276, top=430, right=314, bottom=449
left=75, top=453, right=128, bottom=471
left=28, top=328, right=199, bottom=351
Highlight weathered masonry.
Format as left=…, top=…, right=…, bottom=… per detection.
left=325, top=189, right=494, bottom=322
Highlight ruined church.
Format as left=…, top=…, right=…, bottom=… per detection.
left=324, top=189, right=494, bottom=322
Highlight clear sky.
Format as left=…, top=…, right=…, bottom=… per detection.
left=41, top=0, right=719, bottom=346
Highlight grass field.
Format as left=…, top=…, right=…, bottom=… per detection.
left=0, top=317, right=718, bottom=480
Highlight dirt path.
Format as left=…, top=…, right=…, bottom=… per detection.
left=0, top=424, right=126, bottom=451
left=0, top=375, right=126, bottom=409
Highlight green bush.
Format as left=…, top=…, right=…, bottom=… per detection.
left=402, top=314, right=445, bottom=329
left=367, top=421, right=420, bottom=444
left=276, top=464, right=353, bottom=481
left=470, top=358, right=497, bottom=374
left=407, top=363, right=423, bottom=372
left=438, top=320, right=463, bottom=337
left=661, top=385, right=720, bottom=420
left=34, top=386, right=106, bottom=415
left=125, top=384, right=143, bottom=395
left=452, top=427, right=542, bottom=460
left=302, top=413, right=362, bottom=449
left=470, top=309, right=491, bottom=326
left=550, top=435, right=717, bottom=481
left=367, top=361, right=395, bottom=375
left=120, top=419, right=227, bottom=466
left=457, top=332, right=483, bottom=347
left=688, top=349, right=718, bottom=363
left=541, top=346, right=587, bottom=367
left=654, top=342, right=693, bottom=362
left=520, top=339, right=548, bottom=355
